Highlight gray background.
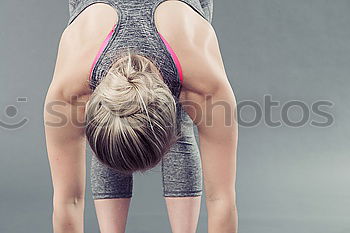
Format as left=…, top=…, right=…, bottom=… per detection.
left=0, top=0, right=349, bottom=232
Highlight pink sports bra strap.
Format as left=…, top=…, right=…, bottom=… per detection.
left=158, top=32, right=184, bottom=85
left=89, top=23, right=117, bottom=80
left=89, top=25, right=183, bottom=86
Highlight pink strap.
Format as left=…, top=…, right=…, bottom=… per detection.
left=89, top=24, right=116, bottom=80
left=89, top=26, right=184, bottom=86
left=158, top=32, right=184, bottom=85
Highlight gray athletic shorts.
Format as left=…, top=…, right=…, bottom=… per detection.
left=90, top=106, right=203, bottom=199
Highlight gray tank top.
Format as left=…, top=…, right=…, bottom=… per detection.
left=67, top=0, right=213, bottom=140
left=67, top=0, right=213, bottom=99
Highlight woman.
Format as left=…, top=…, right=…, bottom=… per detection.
left=44, top=0, right=238, bottom=232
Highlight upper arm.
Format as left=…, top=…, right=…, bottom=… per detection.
left=178, top=19, right=236, bottom=129
left=44, top=27, right=91, bottom=204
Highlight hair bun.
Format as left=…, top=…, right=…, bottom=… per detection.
left=85, top=52, right=179, bottom=174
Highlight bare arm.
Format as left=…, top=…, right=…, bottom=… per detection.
left=44, top=90, right=86, bottom=233
left=179, top=22, right=238, bottom=233
left=43, top=8, right=123, bottom=231
left=44, top=25, right=92, bottom=233
left=197, top=85, right=238, bottom=233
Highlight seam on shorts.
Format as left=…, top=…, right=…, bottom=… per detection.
left=92, top=193, right=132, bottom=199
left=163, top=190, right=202, bottom=197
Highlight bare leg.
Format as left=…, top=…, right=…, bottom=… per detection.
left=165, top=196, right=201, bottom=233
left=94, top=198, right=131, bottom=233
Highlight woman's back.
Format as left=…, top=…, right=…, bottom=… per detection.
left=62, top=0, right=214, bottom=101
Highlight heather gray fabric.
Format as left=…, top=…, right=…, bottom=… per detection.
left=67, top=0, right=213, bottom=199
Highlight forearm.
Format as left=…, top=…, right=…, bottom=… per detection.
left=53, top=199, right=84, bottom=233
left=197, top=83, right=238, bottom=233
left=207, top=198, right=238, bottom=233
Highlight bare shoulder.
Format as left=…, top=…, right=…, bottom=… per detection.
left=155, top=1, right=229, bottom=97
left=48, top=3, right=118, bottom=103
left=48, top=28, right=91, bottom=103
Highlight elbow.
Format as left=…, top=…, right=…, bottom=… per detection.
left=206, top=194, right=238, bottom=233
left=206, top=185, right=236, bottom=209
left=52, top=192, right=85, bottom=217
left=53, top=192, right=85, bottom=209
left=205, top=188, right=236, bottom=204
left=53, top=196, right=84, bottom=207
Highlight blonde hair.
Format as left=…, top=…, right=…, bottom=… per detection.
left=85, top=52, right=180, bottom=174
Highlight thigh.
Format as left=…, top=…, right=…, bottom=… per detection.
left=90, top=154, right=133, bottom=199
left=161, top=109, right=203, bottom=233
left=161, top=108, right=202, bottom=197
left=161, top=140, right=202, bottom=197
